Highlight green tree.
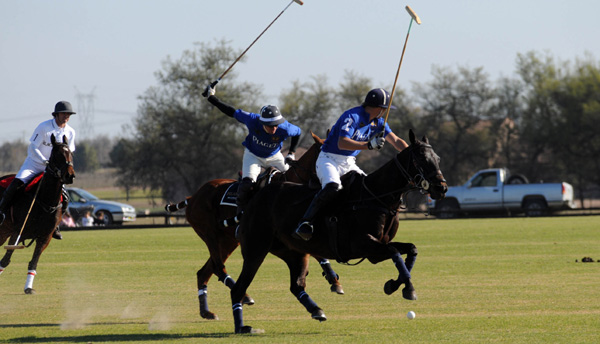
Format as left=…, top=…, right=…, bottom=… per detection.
left=73, top=141, right=99, bottom=173
left=0, top=141, right=27, bottom=173
left=110, top=40, right=263, bottom=200
left=413, top=65, right=497, bottom=184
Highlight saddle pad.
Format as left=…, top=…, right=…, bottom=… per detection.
left=0, top=173, right=44, bottom=192
left=220, top=182, right=239, bottom=207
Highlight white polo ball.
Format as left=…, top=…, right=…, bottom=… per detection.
left=407, top=311, right=416, bottom=320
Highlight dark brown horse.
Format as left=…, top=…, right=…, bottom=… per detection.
left=165, top=132, right=343, bottom=320
left=230, top=130, right=448, bottom=333
left=0, top=135, right=75, bottom=294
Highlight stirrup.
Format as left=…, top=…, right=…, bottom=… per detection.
left=52, top=228, right=63, bottom=240
left=293, top=221, right=313, bottom=241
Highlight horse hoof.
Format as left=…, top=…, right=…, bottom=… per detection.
left=402, top=286, right=417, bottom=301
left=24, top=288, right=36, bottom=295
left=242, top=295, right=255, bottom=306
left=311, top=308, right=327, bottom=322
left=384, top=279, right=399, bottom=295
left=200, top=311, right=219, bottom=320
left=236, top=325, right=264, bottom=334
left=330, top=283, right=344, bottom=295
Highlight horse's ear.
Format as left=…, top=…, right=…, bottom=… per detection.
left=422, top=135, right=429, bottom=144
left=311, top=130, right=323, bottom=145
left=63, top=135, right=69, bottom=146
left=51, top=134, right=56, bottom=145
left=409, top=129, right=416, bottom=145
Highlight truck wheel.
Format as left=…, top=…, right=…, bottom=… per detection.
left=436, top=199, right=459, bottom=219
left=507, top=174, right=529, bottom=184
left=524, top=199, right=547, bottom=217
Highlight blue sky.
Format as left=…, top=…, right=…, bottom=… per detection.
left=2, top=0, right=599, bottom=143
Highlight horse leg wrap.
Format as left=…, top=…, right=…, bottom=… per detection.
left=392, top=254, right=411, bottom=282
left=25, top=270, right=36, bottom=290
left=198, top=286, right=209, bottom=314
left=232, top=303, right=244, bottom=333
left=220, top=275, right=236, bottom=289
left=319, top=260, right=339, bottom=283
left=404, top=245, right=418, bottom=272
left=0, top=265, right=5, bottom=275
left=296, top=291, right=319, bottom=313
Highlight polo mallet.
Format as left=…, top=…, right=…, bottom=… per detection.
left=202, top=0, right=304, bottom=96
left=4, top=177, right=44, bottom=250
left=383, top=5, right=422, bottom=126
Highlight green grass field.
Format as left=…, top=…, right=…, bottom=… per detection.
left=1, top=216, right=599, bottom=343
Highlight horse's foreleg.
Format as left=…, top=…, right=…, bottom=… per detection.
left=281, top=252, right=327, bottom=322
left=231, top=256, right=267, bottom=334
left=383, top=252, right=417, bottom=300
left=0, top=249, right=15, bottom=275
left=24, top=236, right=51, bottom=294
left=317, top=258, right=344, bottom=294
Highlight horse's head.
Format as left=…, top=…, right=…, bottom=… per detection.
left=48, top=134, right=75, bottom=184
left=404, top=129, right=447, bottom=200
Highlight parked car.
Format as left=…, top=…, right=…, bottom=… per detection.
left=429, top=168, right=575, bottom=218
left=65, top=187, right=136, bottom=225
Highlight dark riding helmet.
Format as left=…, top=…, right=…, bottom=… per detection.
left=362, top=88, right=395, bottom=109
left=259, top=105, right=285, bottom=126
left=52, top=101, right=77, bottom=116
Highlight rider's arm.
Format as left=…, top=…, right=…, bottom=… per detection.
left=386, top=132, right=408, bottom=152
left=29, top=142, right=48, bottom=164
left=207, top=95, right=236, bottom=118
left=288, top=135, right=300, bottom=153
left=338, top=136, right=369, bottom=151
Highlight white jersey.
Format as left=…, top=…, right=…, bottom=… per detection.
left=15, top=118, right=76, bottom=183
left=28, top=118, right=76, bottom=164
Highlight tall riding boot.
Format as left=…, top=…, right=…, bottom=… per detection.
left=293, top=182, right=340, bottom=241
left=236, top=178, right=254, bottom=217
left=0, top=178, right=25, bottom=226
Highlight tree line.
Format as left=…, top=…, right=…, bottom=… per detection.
left=2, top=41, right=598, bottom=205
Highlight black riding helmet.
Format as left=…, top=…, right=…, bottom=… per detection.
left=259, top=105, right=285, bottom=126
left=52, top=101, right=77, bottom=116
left=362, top=88, right=395, bottom=109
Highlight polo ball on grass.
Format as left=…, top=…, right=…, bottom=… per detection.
left=407, top=311, right=416, bottom=320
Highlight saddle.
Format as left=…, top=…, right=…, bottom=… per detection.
left=220, top=167, right=284, bottom=207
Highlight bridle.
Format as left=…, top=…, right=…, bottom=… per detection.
left=357, top=143, right=445, bottom=214
left=45, top=143, right=74, bottom=184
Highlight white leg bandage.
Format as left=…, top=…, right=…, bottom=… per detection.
left=24, top=270, right=36, bottom=290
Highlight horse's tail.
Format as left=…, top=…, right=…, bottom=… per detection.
left=165, top=198, right=189, bottom=212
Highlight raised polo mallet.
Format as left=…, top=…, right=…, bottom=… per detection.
left=4, top=177, right=44, bottom=250
left=202, top=0, right=304, bottom=96
left=383, top=5, right=421, bottom=126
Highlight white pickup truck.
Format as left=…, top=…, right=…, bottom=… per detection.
left=430, top=168, right=575, bottom=218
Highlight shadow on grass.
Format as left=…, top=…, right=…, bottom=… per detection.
left=2, top=333, right=235, bottom=343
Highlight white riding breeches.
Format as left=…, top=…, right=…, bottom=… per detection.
left=15, top=158, right=46, bottom=184
left=242, top=148, right=288, bottom=182
left=315, top=151, right=365, bottom=189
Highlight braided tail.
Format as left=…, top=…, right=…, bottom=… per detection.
left=165, top=198, right=189, bottom=212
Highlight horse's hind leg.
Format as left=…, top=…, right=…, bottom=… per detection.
left=0, top=248, right=15, bottom=275
left=197, top=258, right=218, bottom=320
left=317, top=258, right=344, bottom=294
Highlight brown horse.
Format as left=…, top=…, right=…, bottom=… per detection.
left=230, top=130, right=448, bottom=333
left=0, top=135, right=75, bottom=294
left=165, top=131, right=343, bottom=320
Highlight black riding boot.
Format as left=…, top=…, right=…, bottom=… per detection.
left=236, top=178, right=254, bottom=216
left=0, top=178, right=25, bottom=226
left=294, top=182, right=340, bottom=241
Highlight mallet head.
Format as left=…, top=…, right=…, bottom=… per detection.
left=293, top=0, right=304, bottom=5
left=405, top=5, right=421, bottom=25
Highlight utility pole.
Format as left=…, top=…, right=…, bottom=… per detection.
left=74, top=87, right=96, bottom=138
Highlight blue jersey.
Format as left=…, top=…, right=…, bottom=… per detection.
left=233, top=109, right=301, bottom=158
left=322, top=106, right=392, bottom=157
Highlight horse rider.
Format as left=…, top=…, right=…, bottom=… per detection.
left=0, top=101, right=76, bottom=240
left=294, top=88, right=409, bottom=241
left=203, top=84, right=301, bottom=215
